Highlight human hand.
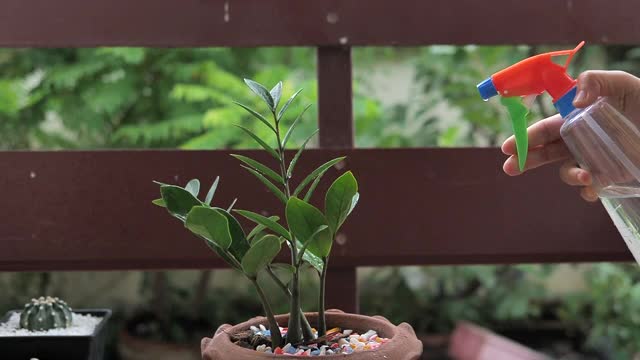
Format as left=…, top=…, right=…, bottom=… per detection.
left=502, top=70, right=640, bottom=202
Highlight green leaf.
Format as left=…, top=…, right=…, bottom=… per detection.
left=214, top=208, right=250, bottom=261
left=239, top=165, right=287, bottom=204
left=349, top=193, right=360, bottom=216
left=244, top=78, right=274, bottom=110
left=325, top=171, right=358, bottom=234
left=185, top=179, right=200, bottom=197
left=160, top=185, right=202, bottom=218
left=303, top=175, right=323, bottom=202
left=152, top=199, right=166, bottom=207
left=294, top=240, right=324, bottom=273
left=286, top=197, right=330, bottom=245
left=235, top=125, right=280, bottom=160
left=242, top=235, right=281, bottom=277
left=285, top=197, right=332, bottom=258
left=247, top=216, right=280, bottom=242
left=282, top=104, right=311, bottom=148
left=300, top=225, right=331, bottom=259
left=293, top=157, right=346, bottom=197
left=233, top=101, right=276, bottom=133
left=227, top=198, right=238, bottom=211
left=204, top=177, right=220, bottom=206
left=201, top=238, right=241, bottom=270
left=270, top=82, right=283, bottom=111
left=231, top=154, right=283, bottom=184
left=235, top=210, right=291, bottom=241
left=269, top=263, right=295, bottom=284
left=287, top=129, right=319, bottom=179
left=278, top=89, right=304, bottom=121
left=185, top=206, right=232, bottom=250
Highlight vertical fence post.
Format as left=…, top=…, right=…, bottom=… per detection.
left=317, top=46, right=358, bottom=313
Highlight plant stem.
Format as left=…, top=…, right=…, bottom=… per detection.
left=251, top=278, right=283, bottom=348
left=273, top=111, right=291, bottom=198
left=265, top=266, right=314, bottom=340
left=318, top=259, right=329, bottom=337
left=272, top=110, right=311, bottom=342
left=287, top=270, right=303, bottom=344
left=267, top=265, right=290, bottom=295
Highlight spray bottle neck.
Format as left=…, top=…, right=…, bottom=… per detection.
left=553, top=86, right=578, bottom=118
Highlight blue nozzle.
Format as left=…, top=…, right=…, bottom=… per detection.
left=554, top=86, right=577, bottom=118
left=477, top=77, right=498, bottom=100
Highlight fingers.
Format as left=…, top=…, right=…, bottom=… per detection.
left=559, top=161, right=592, bottom=186
left=502, top=114, right=564, bottom=156
left=503, top=140, right=571, bottom=176
left=574, top=70, right=640, bottom=108
left=581, top=187, right=599, bottom=202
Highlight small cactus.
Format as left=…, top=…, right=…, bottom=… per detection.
left=19, top=296, right=73, bottom=331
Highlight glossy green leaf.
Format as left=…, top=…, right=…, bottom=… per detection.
left=235, top=125, right=280, bottom=160
left=214, top=207, right=250, bottom=261
left=240, top=165, right=287, bottom=204
left=325, top=171, right=358, bottom=234
left=287, top=129, right=319, bottom=178
left=152, top=199, right=166, bottom=207
left=247, top=216, right=280, bottom=242
left=244, top=78, right=274, bottom=110
left=242, top=235, right=281, bottom=277
left=286, top=197, right=330, bottom=246
left=233, top=101, right=276, bottom=133
left=269, top=263, right=296, bottom=284
left=293, top=157, right=346, bottom=197
left=160, top=185, right=202, bottom=218
left=204, top=177, right=220, bottom=206
left=185, top=206, right=232, bottom=250
left=231, top=154, right=283, bottom=184
left=295, top=240, right=324, bottom=273
left=278, top=89, right=304, bottom=121
left=300, top=225, right=331, bottom=259
left=349, top=192, right=360, bottom=216
left=270, top=82, right=283, bottom=110
left=185, top=179, right=200, bottom=197
left=282, top=104, right=311, bottom=147
left=235, top=210, right=291, bottom=241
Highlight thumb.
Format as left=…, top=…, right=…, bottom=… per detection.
left=573, top=70, right=640, bottom=108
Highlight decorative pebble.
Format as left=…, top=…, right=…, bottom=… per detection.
left=248, top=326, right=389, bottom=356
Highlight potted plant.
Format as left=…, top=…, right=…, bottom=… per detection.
left=153, top=79, right=422, bottom=358
left=0, top=296, right=111, bottom=360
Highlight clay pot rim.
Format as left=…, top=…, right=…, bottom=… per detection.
left=207, top=310, right=414, bottom=358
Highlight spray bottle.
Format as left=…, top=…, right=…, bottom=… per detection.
left=478, top=42, right=640, bottom=264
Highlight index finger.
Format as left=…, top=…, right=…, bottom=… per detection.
left=501, top=114, right=564, bottom=155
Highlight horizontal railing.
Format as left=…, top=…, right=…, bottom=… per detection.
left=1, top=0, right=637, bottom=312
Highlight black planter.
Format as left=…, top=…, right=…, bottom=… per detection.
left=0, top=309, right=111, bottom=360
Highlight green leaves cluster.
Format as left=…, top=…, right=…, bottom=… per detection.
left=153, top=79, right=360, bottom=347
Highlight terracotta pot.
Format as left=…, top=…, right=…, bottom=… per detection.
left=118, top=329, right=201, bottom=360
left=201, top=309, right=422, bottom=359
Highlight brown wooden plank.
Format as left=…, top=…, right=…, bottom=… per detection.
left=317, top=47, right=354, bottom=148
left=0, top=149, right=629, bottom=272
left=317, top=46, right=357, bottom=312
left=324, top=267, right=358, bottom=313
left=0, top=0, right=638, bottom=47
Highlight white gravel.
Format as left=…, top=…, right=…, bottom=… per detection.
left=0, top=312, right=103, bottom=336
